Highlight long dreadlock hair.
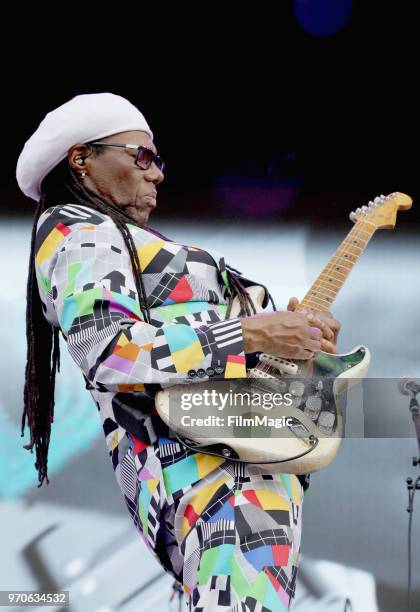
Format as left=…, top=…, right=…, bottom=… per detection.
left=21, top=149, right=273, bottom=488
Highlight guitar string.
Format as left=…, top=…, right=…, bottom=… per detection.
left=178, top=215, right=381, bottom=461
left=301, top=220, right=377, bottom=309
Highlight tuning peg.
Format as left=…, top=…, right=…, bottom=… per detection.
left=349, top=211, right=356, bottom=221
left=374, top=196, right=381, bottom=204
left=361, top=205, right=369, bottom=214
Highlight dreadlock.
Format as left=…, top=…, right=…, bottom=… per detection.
left=21, top=150, right=270, bottom=488
left=224, top=264, right=277, bottom=319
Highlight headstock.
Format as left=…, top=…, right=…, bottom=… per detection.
left=349, top=192, right=412, bottom=229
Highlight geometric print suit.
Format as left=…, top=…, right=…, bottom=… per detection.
left=34, top=203, right=310, bottom=610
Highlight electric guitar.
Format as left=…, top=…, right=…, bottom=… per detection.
left=155, top=192, right=412, bottom=473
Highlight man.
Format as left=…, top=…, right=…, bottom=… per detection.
left=17, top=93, right=339, bottom=611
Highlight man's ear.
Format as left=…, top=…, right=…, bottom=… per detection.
left=68, top=144, right=93, bottom=172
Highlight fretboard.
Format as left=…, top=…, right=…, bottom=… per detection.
left=298, top=219, right=376, bottom=312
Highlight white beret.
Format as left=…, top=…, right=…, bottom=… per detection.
left=16, top=92, right=153, bottom=201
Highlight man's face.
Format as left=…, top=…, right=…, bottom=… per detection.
left=69, top=130, right=164, bottom=225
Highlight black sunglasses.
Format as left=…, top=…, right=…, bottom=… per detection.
left=90, top=141, right=165, bottom=172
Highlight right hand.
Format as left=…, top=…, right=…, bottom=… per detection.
left=241, top=310, right=334, bottom=360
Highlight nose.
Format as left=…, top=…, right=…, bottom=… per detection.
left=144, top=162, right=164, bottom=185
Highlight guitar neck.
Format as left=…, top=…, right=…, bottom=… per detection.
left=298, top=219, right=377, bottom=312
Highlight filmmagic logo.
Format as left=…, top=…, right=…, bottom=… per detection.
left=180, top=414, right=296, bottom=428
left=180, top=389, right=293, bottom=411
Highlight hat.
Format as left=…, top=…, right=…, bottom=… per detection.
left=16, top=92, right=153, bottom=201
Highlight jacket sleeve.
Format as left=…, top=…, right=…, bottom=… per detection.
left=34, top=206, right=248, bottom=393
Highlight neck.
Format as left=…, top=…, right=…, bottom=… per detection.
left=298, top=219, right=377, bottom=312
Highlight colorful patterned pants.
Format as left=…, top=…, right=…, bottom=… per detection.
left=121, top=433, right=304, bottom=611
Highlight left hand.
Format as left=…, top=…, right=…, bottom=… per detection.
left=287, top=296, right=341, bottom=354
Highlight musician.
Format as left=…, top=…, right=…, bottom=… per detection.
left=17, top=93, right=340, bottom=611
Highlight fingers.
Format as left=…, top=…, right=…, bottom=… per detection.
left=317, top=320, right=334, bottom=341
left=297, top=308, right=340, bottom=342
left=313, top=311, right=341, bottom=340
left=308, top=321, right=336, bottom=354
left=300, top=340, right=336, bottom=359
left=308, top=325, right=323, bottom=340
left=307, top=314, right=334, bottom=341
left=305, top=326, right=323, bottom=353
left=321, top=339, right=337, bottom=354
left=301, top=339, right=335, bottom=357
left=306, top=340, right=322, bottom=353
left=321, top=313, right=340, bottom=332
left=321, top=317, right=340, bottom=344
left=330, top=319, right=341, bottom=342
left=305, top=332, right=336, bottom=355
left=287, top=296, right=299, bottom=312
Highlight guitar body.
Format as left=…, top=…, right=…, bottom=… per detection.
left=155, top=344, right=370, bottom=474
left=155, top=193, right=412, bottom=473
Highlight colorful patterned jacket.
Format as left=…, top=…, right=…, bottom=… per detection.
left=34, top=203, right=310, bottom=492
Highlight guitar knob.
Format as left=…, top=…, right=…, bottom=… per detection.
left=318, top=410, right=335, bottom=434
left=304, top=395, right=322, bottom=420
left=289, top=381, right=305, bottom=397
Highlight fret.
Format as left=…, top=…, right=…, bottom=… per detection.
left=299, top=216, right=377, bottom=312
left=317, top=279, right=341, bottom=291
left=340, top=242, right=363, bottom=255
left=334, top=253, right=359, bottom=264
left=323, top=267, right=347, bottom=281
left=311, top=293, right=337, bottom=306
left=328, top=259, right=353, bottom=272
left=301, top=295, right=332, bottom=309
left=304, top=286, right=334, bottom=299
left=340, top=236, right=366, bottom=251
left=358, top=220, right=378, bottom=230
left=309, top=284, right=336, bottom=298
left=342, top=237, right=365, bottom=249
left=350, top=228, right=371, bottom=239
left=327, top=261, right=351, bottom=272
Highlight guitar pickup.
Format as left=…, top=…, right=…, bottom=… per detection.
left=259, top=353, right=299, bottom=375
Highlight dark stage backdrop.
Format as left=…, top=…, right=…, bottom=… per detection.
left=3, top=2, right=417, bottom=227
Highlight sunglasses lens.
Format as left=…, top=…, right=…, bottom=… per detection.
left=154, top=157, right=164, bottom=172
left=136, top=148, right=153, bottom=169
left=136, top=148, right=164, bottom=172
